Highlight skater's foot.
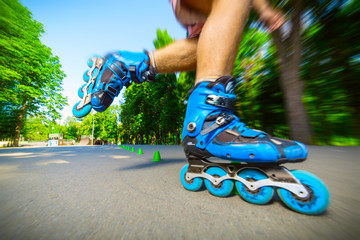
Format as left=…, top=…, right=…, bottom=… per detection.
left=73, top=51, right=156, bottom=118
left=91, top=51, right=155, bottom=112
left=182, top=75, right=308, bottom=163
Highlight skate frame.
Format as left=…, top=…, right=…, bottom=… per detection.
left=77, top=57, right=104, bottom=110
left=185, top=159, right=310, bottom=199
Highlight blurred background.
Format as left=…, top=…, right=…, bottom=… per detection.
left=0, top=0, right=359, bottom=147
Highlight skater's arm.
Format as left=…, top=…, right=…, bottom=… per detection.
left=253, top=0, right=270, bottom=14
left=253, top=0, right=285, bottom=32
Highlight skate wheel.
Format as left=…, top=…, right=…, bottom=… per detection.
left=83, top=69, right=99, bottom=82
left=78, top=84, right=86, bottom=98
left=78, top=83, right=93, bottom=98
left=72, top=101, right=92, bottom=118
left=87, top=55, right=102, bottom=68
left=277, top=170, right=329, bottom=215
left=180, top=164, right=203, bottom=191
left=83, top=70, right=90, bottom=82
left=236, top=169, right=274, bottom=205
left=204, top=167, right=233, bottom=197
left=87, top=57, right=94, bottom=68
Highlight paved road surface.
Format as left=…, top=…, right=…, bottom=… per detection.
left=0, top=145, right=359, bottom=240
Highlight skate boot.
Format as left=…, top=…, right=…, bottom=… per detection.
left=73, top=51, right=155, bottom=118
left=182, top=75, right=307, bottom=163
left=180, top=76, right=329, bottom=215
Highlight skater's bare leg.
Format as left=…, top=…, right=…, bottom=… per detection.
left=152, top=37, right=198, bottom=73
left=182, top=0, right=212, bottom=14
left=150, top=0, right=284, bottom=77
left=149, top=0, right=250, bottom=79
left=195, top=0, right=252, bottom=83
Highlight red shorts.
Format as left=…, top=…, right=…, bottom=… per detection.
left=170, top=0, right=207, bottom=38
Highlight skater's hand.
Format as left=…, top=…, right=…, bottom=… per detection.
left=259, top=7, right=285, bottom=32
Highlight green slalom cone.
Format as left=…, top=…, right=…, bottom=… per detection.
left=229, top=161, right=239, bottom=195
left=131, top=147, right=135, bottom=152
left=231, top=187, right=239, bottom=195
left=138, top=148, right=143, bottom=155
left=153, top=151, right=161, bottom=162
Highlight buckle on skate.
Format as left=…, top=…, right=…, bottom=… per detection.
left=129, top=65, right=139, bottom=84
left=200, top=113, right=235, bottom=135
left=216, top=117, right=225, bottom=125
left=106, top=85, right=117, bottom=95
left=206, top=95, right=235, bottom=110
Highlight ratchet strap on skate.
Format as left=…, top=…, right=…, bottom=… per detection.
left=200, top=94, right=236, bottom=135
left=110, top=61, right=127, bottom=81
left=101, top=62, right=128, bottom=96
left=129, top=65, right=139, bottom=84
left=200, top=113, right=235, bottom=135
left=206, top=95, right=235, bottom=110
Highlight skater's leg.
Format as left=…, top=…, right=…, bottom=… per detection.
left=179, top=0, right=306, bottom=164
left=195, top=0, right=252, bottom=83
left=154, top=0, right=251, bottom=79
left=181, top=0, right=212, bottom=14
left=152, top=37, right=198, bottom=73
left=154, top=0, right=283, bottom=78
left=253, top=0, right=285, bottom=32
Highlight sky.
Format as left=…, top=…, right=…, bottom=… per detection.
left=21, top=0, right=186, bottom=122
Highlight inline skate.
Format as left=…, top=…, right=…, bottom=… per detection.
left=73, top=51, right=155, bottom=118
left=180, top=76, right=330, bottom=215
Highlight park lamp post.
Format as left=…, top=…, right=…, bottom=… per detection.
left=92, top=113, right=94, bottom=145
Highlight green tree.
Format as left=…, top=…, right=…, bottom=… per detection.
left=267, top=0, right=314, bottom=144
left=21, top=116, right=49, bottom=141
left=241, top=0, right=356, bottom=144
left=119, top=29, right=185, bottom=144
left=302, top=0, right=360, bottom=144
left=80, top=105, right=120, bottom=143
left=63, top=116, right=80, bottom=140
left=0, top=0, right=67, bottom=146
left=233, top=26, right=287, bottom=137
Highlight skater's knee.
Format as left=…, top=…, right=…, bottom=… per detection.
left=182, top=0, right=213, bottom=15
left=182, top=0, right=252, bottom=15
left=216, top=0, right=252, bottom=11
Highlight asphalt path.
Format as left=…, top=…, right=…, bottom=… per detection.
left=0, top=145, right=359, bottom=240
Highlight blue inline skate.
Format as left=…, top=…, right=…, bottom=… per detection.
left=180, top=76, right=329, bottom=215
left=73, top=51, right=155, bottom=118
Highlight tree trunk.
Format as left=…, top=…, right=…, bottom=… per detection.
left=14, top=99, right=27, bottom=147
left=342, top=62, right=360, bottom=140
left=272, top=0, right=312, bottom=144
left=278, top=64, right=312, bottom=144
left=176, top=131, right=180, bottom=145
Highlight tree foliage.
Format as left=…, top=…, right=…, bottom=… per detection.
left=0, top=0, right=67, bottom=146
left=233, top=0, right=359, bottom=144
left=302, top=0, right=360, bottom=144
left=2, top=1, right=358, bottom=147
left=233, top=27, right=287, bottom=137
left=119, top=29, right=185, bottom=144
left=79, top=105, right=121, bottom=143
